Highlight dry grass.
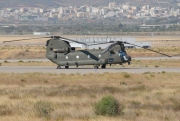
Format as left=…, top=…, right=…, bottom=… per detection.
left=0, top=72, right=180, bottom=121
left=0, top=46, right=46, bottom=59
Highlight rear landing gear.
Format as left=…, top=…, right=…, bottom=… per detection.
left=65, top=66, right=69, bottom=69
left=101, top=64, right=106, bottom=69
left=56, top=65, right=61, bottom=69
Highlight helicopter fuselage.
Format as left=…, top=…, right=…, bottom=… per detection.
left=47, top=49, right=130, bottom=66
left=46, top=38, right=131, bottom=68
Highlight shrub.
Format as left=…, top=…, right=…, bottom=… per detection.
left=18, top=60, right=24, bottom=63
left=44, top=80, right=49, bottom=83
left=34, top=101, right=54, bottom=118
left=0, top=105, right=13, bottom=116
left=0, top=63, right=1, bottom=66
left=4, top=60, right=8, bottom=63
left=123, top=73, right=131, bottom=78
left=94, top=96, right=123, bottom=116
left=20, top=78, right=26, bottom=82
left=120, top=81, right=127, bottom=85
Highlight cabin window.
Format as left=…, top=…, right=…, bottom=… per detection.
left=71, top=47, right=75, bottom=51
left=110, top=50, right=115, bottom=54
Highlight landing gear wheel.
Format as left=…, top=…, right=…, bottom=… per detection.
left=101, top=64, right=106, bottom=69
left=65, top=66, right=69, bottom=69
left=56, top=65, right=61, bottom=69
left=128, top=62, right=131, bottom=65
left=94, top=65, right=99, bottom=69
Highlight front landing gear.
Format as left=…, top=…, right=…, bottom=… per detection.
left=94, top=65, right=99, bottom=69
left=57, top=65, right=69, bottom=69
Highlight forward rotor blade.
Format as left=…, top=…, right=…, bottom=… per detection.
left=3, top=37, right=50, bottom=43
left=3, top=36, right=87, bottom=45
left=59, top=36, right=87, bottom=45
left=101, top=42, right=118, bottom=54
left=125, top=42, right=172, bottom=57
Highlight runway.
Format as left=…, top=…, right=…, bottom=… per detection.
left=0, top=66, right=179, bottom=74
left=0, top=56, right=180, bottom=63
left=0, top=56, right=180, bottom=74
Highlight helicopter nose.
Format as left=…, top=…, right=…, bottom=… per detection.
left=123, top=55, right=131, bottom=62
left=127, top=55, right=131, bottom=61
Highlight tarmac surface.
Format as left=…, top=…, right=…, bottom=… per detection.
left=0, top=66, right=180, bottom=74
left=0, top=56, right=180, bottom=63
left=0, top=56, right=179, bottom=74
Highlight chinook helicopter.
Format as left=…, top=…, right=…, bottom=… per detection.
left=3, top=36, right=171, bottom=69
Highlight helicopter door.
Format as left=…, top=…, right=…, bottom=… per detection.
left=108, top=50, right=116, bottom=63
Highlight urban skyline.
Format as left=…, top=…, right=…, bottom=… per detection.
left=0, top=2, right=180, bottom=24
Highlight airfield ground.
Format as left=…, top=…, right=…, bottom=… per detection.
left=0, top=34, right=180, bottom=121
left=0, top=72, right=180, bottom=121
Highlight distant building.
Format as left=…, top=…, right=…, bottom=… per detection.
left=69, top=37, right=151, bottom=49
left=34, top=17, right=48, bottom=21
left=104, top=11, right=116, bottom=18
left=77, top=12, right=85, bottom=18
left=139, top=24, right=161, bottom=29
left=33, top=32, right=50, bottom=35
left=109, top=2, right=117, bottom=9
left=19, top=15, right=39, bottom=21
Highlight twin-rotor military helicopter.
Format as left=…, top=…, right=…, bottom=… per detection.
left=3, top=36, right=171, bottom=69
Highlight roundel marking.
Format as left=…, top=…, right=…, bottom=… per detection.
left=76, top=55, right=79, bottom=59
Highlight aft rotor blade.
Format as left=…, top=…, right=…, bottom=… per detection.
left=59, top=36, right=87, bottom=45
left=88, top=42, right=112, bottom=46
left=125, top=42, right=172, bottom=57
left=3, top=37, right=50, bottom=43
